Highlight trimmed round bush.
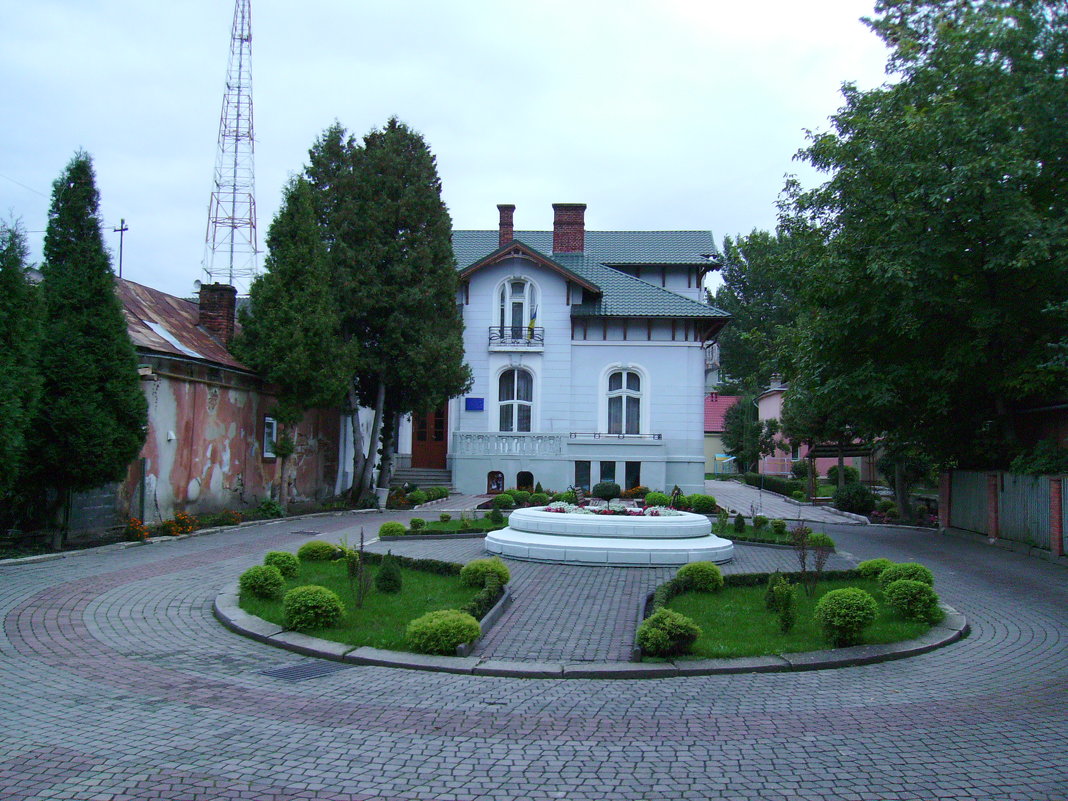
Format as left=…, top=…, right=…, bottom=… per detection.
left=591, top=481, right=621, bottom=500
left=529, top=492, right=550, bottom=506
left=644, top=491, right=670, bottom=507
left=753, top=515, right=768, bottom=530
left=378, top=521, right=407, bottom=537
left=297, top=540, right=339, bottom=562
left=878, top=562, right=935, bottom=588
left=636, top=609, right=702, bottom=657
left=884, top=579, right=942, bottom=623
left=770, top=519, right=787, bottom=536
left=673, top=494, right=692, bottom=511
left=491, top=493, right=515, bottom=510
left=856, top=557, right=895, bottom=580
left=409, top=517, right=427, bottom=530
left=439, top=512, right=452, bottom=522
left=833, top=482, right=876, bottom=515
left=558, top=489, right=578, bottom=504
left=511, top=490, right=532, bottom=505
left=283, top=585, right=345, bottom=631
left=406, top=609, right=480, bottom=655
left=406, top=489, right=428, bottom=505
left=826, top=465, right=861, bottom=486
left=460, top=557, right=511, bottom=588
left=239, top=564, right=285, bottom=599
left=808, top=532, right=835, bottom=551
left=676, top=561, right=724, bottom=593
left=263, top=550, right=299, bottom=579
left=689, top=494, right=717, bottom=514
left=814, top=587, right=878, bottom=646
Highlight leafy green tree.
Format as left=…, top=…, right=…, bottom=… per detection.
left=31, top=152, right=147, bottom=534
left=721, top=396, right=779, bottom=473
left=783, top=0, right=1068, bottom=468
left=235, top=176, right=357, bottom=510
left=712, top=229, right=804, bottom=391
left=0, top=220, right=42, bottom=516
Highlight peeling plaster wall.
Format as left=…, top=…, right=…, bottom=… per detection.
left=121, top=355, right=339, bottom=522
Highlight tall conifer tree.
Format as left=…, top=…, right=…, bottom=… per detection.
left=32, top=152, right=147, bottom=525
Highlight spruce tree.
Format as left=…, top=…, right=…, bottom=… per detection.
left=32, top=152, right=147, bottom=524
left=235, top=176, right=357, bottom=509
left=0, top=220, right=42, bottom=511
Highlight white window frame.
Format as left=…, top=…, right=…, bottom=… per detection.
left=263, top=416, right=278, bottom=459
left=493, top=276, right=539, bottom=341
left=603, top=366, right=646, bottom=435
left=497, top=367, right=534, bottom=432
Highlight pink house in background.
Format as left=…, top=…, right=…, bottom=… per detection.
left=704, top=393, right=741, bottom=474
left=756, top=375, right=856, bottom=478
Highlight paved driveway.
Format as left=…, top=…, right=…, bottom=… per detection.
left=1, top=513, right=1065, bottom=800
left=708, top=478, right=862, bottom=525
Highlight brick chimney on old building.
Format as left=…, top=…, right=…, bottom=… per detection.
left=198, top=282, right=237, bottom=345
left=552, top=203, right=586, bottom=253
left=498, top=203, right=515, bottom=247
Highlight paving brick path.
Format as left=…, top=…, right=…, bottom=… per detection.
left=0, top=512, right=1065, bottom=800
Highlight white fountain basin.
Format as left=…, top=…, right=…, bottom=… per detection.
left=485, top=507, right=734, bottom=566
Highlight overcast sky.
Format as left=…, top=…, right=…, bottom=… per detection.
left=1, top=1, right=891, bottom=297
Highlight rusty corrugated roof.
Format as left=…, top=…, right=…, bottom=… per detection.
left=116, top=278, right=250, bottom=372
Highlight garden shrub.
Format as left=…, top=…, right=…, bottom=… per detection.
left=407, top=489, right=428, bottom=505
left=791, top=490, right=806, bottom=501
left=884, top=579, right=943, bottom=623
left=733, top=512, right=746, bottom=533
left=764, top=571, right=786, bottom=610
left=808, top=532, right=835, bottom=552
left=814, top=587, right=878, bottom=646
left=770, top=519, right=787, bottom=536
left=374, top=551, right=402, bottom=593
left=591, top=481, right=621, bottom=500
left=534, top=481, right=544, bottom=494
left=491, top=493, right=515, bottom=510
left=297, top=540, right=338, bottom=562
left=715, top=509, right=730, bottom=534
left=826, top=465, right=861, bottom=486
left=529, top=492, right=550, bottom=506
left=637, top=609, right=702, bottom=657
left=461, top=574, right=503, bottom=620
left=124, top=518, right=150, bottom=542
left=378, top=521, right=407, bottom=537
left=488, top=508, right=505, bottom=524
left=833, top=482, right=876, bottom=515
left=256, top=497, right=286, bottom=519
left=283, top=585, right=345, bottom=630
left=439, top=513, right=452, bottom=523
left=264, top=550, right=299, bottom=579
left=672, top=491, right=692, bottom=511
left=791, top=460, right=811, bottom=479
left=676, top=561, right=724, bottom=593
left=856, top=558, right=895, bottom=580
left=622, top=485, right=650, bottom=499
left=743, top=473, right=804, bottom=498
left=752, top=515, right=768, bottom=530
left=239, top=564, right=285, bottom=600
left=644, top=491, right=670, bottom=507
left=876, top=498, right=895, bottom=514
left=878, top=562, right=934, bottom=588
left=409, top=518, right=427, bottom=530
left=512, top=490, right=532, bottom=505
left=766, top=574, right=796, bottom=633
left=460, top=557, right=511, bottom=588
left=689, top=494, right=717, bottom=514
left=406, top=609, right=480, bottom=654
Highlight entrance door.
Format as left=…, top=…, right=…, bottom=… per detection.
left=411, top=404, right=448, bottom=468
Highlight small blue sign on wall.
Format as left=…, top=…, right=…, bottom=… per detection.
left=465, top=397, right=485, bottom=411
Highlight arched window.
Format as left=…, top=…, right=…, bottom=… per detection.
left=499, top=368, right=533, bottom=432
left=497, top=279, right=538, bottom=341
left=517, top=471, right=534, bottom=491
left=607, top=369, right=641, bottom=434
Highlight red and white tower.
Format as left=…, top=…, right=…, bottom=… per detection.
left=203, top=0, right=258, bottom=291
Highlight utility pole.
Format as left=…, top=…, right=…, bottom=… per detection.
left=112, top=218, right=128, bottom=278
left=203, top=0, right=258, bottom=292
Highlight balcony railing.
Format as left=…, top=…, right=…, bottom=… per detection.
left=488, top=326, right=544, bottom=348
left=569, top=432, right=663, bottom=440
left=453, top=432, right=564, bottom=456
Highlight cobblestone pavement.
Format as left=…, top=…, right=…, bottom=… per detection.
left=708, top=479, right=862, bottom=525
left=1, top=512, right=1066, bottom=800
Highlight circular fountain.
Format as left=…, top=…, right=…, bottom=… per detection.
left=485, top=506, right=734, bottom=566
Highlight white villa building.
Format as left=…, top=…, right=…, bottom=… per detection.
left=391, top=203, right=730, bottom=497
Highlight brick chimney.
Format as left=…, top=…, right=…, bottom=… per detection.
left=498, top=203, right=515, bottom=248
left=552, top=203, right=586, bottom=253
left=198, top=282, right=237, bottom=345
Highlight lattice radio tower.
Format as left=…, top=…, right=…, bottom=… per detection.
left=203, top=0, right=258, bottom=291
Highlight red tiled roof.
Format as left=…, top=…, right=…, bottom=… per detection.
left=115, top=278, right=249, bottom=372
left=704, top=394, right=740, bottom=432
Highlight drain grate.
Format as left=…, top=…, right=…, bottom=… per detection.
left=261, top=660, right=355, bottom=682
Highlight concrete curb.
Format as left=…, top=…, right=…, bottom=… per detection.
left=215, top=584, right=969, bottom=680
left=380, top=532, right=488, bottom=541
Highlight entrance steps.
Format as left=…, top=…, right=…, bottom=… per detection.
left=391, top=468, right=455, bottom=492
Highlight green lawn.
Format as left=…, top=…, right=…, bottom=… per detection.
left=715, top=524, right=796, bottom=545
left=239, top=560, right=480, bottom=650
left=422, top=517, right=503, bottom=532
left=664, top=578, right=930, bottom=659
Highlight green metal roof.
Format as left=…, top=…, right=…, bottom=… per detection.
left=452, top=230, right=730, bottom=321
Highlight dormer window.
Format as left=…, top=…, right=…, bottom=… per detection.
left=497, top=279, right=538, bottom=340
